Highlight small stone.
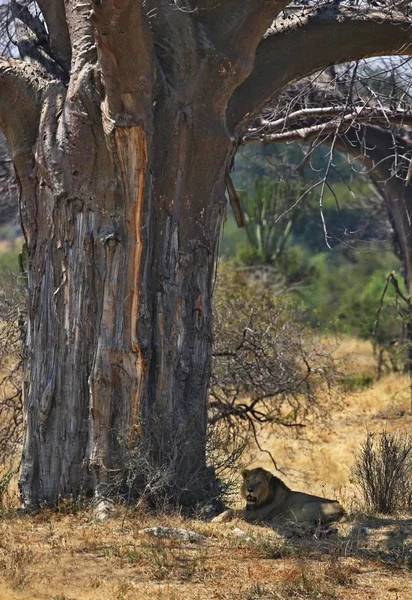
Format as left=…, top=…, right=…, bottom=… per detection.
left=232, top=527, right=248, bottom=537
left=313, top=525, right=338, bottom=538
left=93, top=499, right=116, bottom=521
left=140, top=526, right=205, bottom=542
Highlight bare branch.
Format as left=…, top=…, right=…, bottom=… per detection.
left=246, top=107, right=412, bottom=145
left=37, top=0, right=71, bottom=74
left=229, top=6, right=412, bottom=133
left=261, top=106, right=412, bottom=132
left=91, top=0, right=154, bottom=125
left=225, top=166, right=245, bottom=227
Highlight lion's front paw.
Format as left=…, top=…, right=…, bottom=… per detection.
left=212, top=509, right=235, bottom=523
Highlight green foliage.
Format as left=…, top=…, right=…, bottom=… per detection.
left=233, top=141, right=356, bottom=191
left=239, top=176, right=304, bottom=265
left=235, top=242, right=262, bottom=266
left=300, top=245, right=402, bottom=340
left=222, top=142, right=402, bottom=347
left=339, top=374, right=374, bottom=393
left=0, top=247, right=20, bottom=275
left=220, top=212, right=248, bottom=258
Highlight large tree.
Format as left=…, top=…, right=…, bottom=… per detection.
left=1, top=0, right=412, bottom=508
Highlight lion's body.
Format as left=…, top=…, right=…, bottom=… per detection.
left=214, top=467, right=345, bottom=524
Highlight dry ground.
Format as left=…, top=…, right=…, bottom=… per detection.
left=1, top=337, right=412, bottom=600
left=248, top=338, right=412, bottom=503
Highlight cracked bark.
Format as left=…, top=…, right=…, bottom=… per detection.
left=0, top=1, right=411, bottom=507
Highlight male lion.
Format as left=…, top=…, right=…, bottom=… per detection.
left=213, top=467, right=345, bottom=524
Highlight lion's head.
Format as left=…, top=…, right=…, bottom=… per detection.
left=241, top=467, right=272, bottom=507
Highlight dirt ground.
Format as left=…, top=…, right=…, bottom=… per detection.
left=1, top=337, right=412, bottom=600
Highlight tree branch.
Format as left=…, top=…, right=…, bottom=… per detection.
left=246, top=107, right=412, bottom=144
left=197, top=0, right=289, bottom=93
left=91, top=0, right=154, bottom=125
left=0, top=56, right=50, bottom=213
left=261, top=106, right=412, bottom=132
left=228, top=6, right=412, bottom=133
left=339, top=124, right=412, bottom=293
left=0, top=57, right=45, bottom=151
left=63, top=0, right=96, bottom=75
left=10, top=0, right=68, bottom=81
left=37, top=0, right=71, bottom=75
left=200, top=1, right=289, bottom=53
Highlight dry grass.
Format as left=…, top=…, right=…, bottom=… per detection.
left=245, top=336, right=412, bottom=503
left=1, top=337, right=412, bottom=599
left=0, top=509, right=411, bottom=600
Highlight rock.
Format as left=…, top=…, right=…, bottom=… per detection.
left=93, top=498, right=116, bottom=521
left=140, top=526, right=205, bottom=542
left=232, top=527, right=248, bottom=537
left=232, top=527, right=252, bottom=541
left=313, top=525, right=339, bottom=538
left=200, top=504, right=219, bottom=520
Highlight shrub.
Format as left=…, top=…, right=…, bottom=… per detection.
left=339, top=374, right=373, bottom=393
left=0, top=469, right=14, bottom=510
left=0, top=273, right=25, bottom=465
left=209, top=261, right=340, bottom=479
left=351, top=431, right=412, bottom=514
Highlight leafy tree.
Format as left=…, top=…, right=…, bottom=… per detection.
left=300, top=245, right=402, bottom=338
left=239, top=175, right=304, bottom=266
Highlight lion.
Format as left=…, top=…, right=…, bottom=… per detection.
left=213, top=467, right=345, bottom=524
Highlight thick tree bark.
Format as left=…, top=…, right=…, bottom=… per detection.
left=10, top=0, right=258, bottom=507
left=0, top=1, right=411, bottom=508
left=229, top=6, right=412, bottom=134
left=18, top=80, right=154, bottom=504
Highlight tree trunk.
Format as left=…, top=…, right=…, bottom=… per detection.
left=337, top=126, right=412, bottom=295
left=17, top=75, right=230, bottom=507
left=139, top=104, right=229, bottom=505
left=2, top=0, right=410, bottom=509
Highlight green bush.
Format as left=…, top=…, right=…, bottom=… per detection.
left=299, top=245, right=402, bottom=341
left=339, top=374, right=374, bottom=393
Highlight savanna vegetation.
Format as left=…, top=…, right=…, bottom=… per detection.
left=1, top=1, right=412, bottom=599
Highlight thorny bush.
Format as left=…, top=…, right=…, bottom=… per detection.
left=0, top=268, right=25, bottom=466
left=208, top=261, right=340, bottom=477
left=352, top=431, right=412, bottom=514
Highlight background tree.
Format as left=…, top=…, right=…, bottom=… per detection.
left=239, top=175, right=304, bottom=268
left=242, top=57, right=412, bottom=374
left=0, top=1, right=411, bottom=509
left=244, top=60, right=412, bottom=290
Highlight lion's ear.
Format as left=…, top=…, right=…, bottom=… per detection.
left=241, top=469, right=249, bottom=479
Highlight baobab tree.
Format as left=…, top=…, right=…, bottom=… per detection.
left=1, top=0, right=412, bottom=508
